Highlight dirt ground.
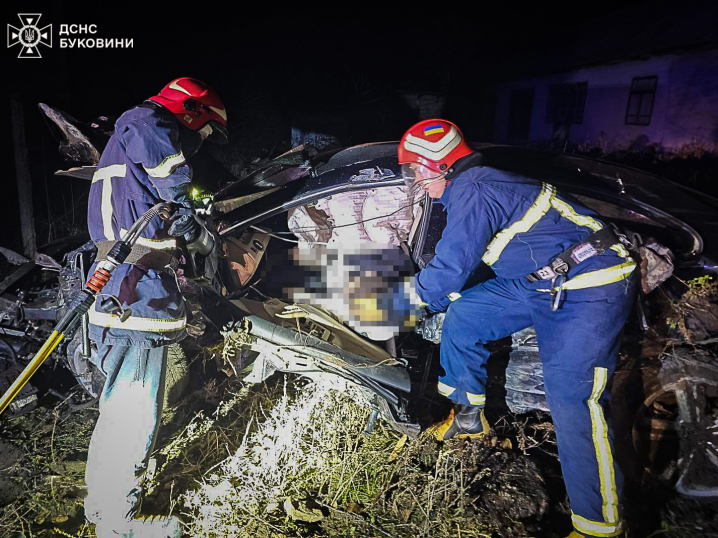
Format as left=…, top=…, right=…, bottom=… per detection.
left=1, top=354, right=717, bottom=538
left=1, top=268, right=718, bottom=538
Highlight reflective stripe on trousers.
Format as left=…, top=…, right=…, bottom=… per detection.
left=436, top=274, right=636, bottom=534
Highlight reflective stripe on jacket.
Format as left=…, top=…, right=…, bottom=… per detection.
left=87, top=104, right=194, bottom=346
left=416, top=165, right=636, bottom=312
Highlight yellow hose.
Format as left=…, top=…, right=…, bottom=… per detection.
left=0, top=330, right=65, bottom=415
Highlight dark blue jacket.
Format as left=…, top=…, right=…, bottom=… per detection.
left=416, top=163, right=635, bottom=313
left=87, top=104, right=197, bottom=347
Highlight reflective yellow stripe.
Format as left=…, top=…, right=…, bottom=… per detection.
left=609, top=242, right=629, bottom=258
left=482, top=183, right=556, bottom=266
left=550, top=197, right=630, bottom=260
left=447, top=292, right=462, bottom=302
left=550, top=196, right=602, bottom=231
left=536, top=261, right=636, bottom=292
left=92, top=164, right=127, bottom=241
left=588, top=366, right=620, bottom=524
left=572, top=513, right=624, bottom=537
left=88, top=310, right=186, bottom=332
left=119, top=228, right=177, bottom=250
left=437, top=381, right=456, bottom=397
left=144, top=151, right=186, bottom=179
left=481, top=183, right=633, bottom=270
left=466, top=392, right=486, bottom=406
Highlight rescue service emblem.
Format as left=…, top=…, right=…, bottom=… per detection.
left=7, top=14, right=52, bottom=58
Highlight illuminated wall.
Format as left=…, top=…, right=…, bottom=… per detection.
left=493, top=49, right=718, bottom=151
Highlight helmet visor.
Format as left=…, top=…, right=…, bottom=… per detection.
left=401, top=163, right=417, bottom=188
left=207, top=121, right=228, bottom=144
left=402, top=163, right=447, bottom=195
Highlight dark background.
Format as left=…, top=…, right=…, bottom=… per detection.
left=1, top=0, right=656, bottom=253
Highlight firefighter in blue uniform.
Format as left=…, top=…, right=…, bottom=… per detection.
left=401, top=119, right=635, bottom=538
left=84, top=78, right=228, bottom=538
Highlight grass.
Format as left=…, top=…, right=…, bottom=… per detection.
left=0, top=392, right=98, bottom=537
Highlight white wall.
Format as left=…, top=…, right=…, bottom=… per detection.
left=493, top=49, right=718, bottom=151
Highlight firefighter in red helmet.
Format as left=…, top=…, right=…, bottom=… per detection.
left=84, top=78, right=226, bottom=538
left=402, top=119, right=635, bottom=538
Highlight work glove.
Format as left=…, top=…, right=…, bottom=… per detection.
left=415, top=312, right=445, bottom=344
left=168, top=203, right=200, bottom=243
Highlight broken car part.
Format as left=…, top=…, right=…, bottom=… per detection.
left=0, top=202, right=174, bottom=416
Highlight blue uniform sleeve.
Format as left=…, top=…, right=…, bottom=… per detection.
left=416, top=182, right=494, bottom=312
left=122, top=118, right=192, bottom=203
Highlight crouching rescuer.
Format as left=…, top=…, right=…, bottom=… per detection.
left=401, top=119, right=636, bottom=538
left=84, top=78, right=227, bottom=537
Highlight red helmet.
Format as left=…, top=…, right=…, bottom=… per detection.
left=148, top=77, right=228, bottom=144
left=398, top=119, right=473, bottom=174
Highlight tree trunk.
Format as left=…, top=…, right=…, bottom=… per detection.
left=10, top=94, right=36, bottom=258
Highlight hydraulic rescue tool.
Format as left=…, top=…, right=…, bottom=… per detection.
left=0, top=203, right=175, bottom=416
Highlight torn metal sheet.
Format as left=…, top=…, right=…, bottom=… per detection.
left=38, top=103, right=103, bottom=164
left=54, top=166, right=97, bottom=181
left=0, top=247, right=29, bottom=266
left=214, top=187, right=281, bottom=214
left=34, top=253, right=62, bottom=271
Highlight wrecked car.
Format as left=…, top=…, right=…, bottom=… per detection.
left=1, top=104, right=718, bottom=500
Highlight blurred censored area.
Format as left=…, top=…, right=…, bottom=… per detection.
left=256, top=185, right=424, bottom=341
left=264, top=243, right=422, bottom=341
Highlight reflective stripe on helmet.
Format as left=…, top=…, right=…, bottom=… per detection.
left=404, top=126, right=462, bottom=162
left=209, top=106, right=227, bottom=121
left=143, top=151, right=186, bottom=179
left=92, top=164, right=127, bottom=241
left=169, top=80, right=192, bottom=95
left=88, top=310, right=186, bottom=332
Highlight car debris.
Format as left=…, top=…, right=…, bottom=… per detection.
left=1, top=108, right=717, bottom=506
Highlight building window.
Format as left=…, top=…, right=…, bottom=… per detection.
left=625, top=76, right=657, bottom=126
left=545, top=82, right=588, bottom=124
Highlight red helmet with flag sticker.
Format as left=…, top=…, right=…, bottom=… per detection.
left=398, top=119, right=473, bottom=174
left=148, top=77, right=228, bottom=144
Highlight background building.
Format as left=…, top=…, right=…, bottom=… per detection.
left=492, top=0, right=718, bottom=152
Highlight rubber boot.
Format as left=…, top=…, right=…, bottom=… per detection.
left=426, top=404, right=490, bottom=441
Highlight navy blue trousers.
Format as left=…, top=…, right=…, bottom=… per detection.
left=439, top=273, right=636, bottom=537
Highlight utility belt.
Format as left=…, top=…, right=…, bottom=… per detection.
left=95, top=241, right=180, bottom=271
left=527, top=226, right=623, bottom=311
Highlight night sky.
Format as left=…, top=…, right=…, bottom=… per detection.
left=2, top=0, right=656, bottom=252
